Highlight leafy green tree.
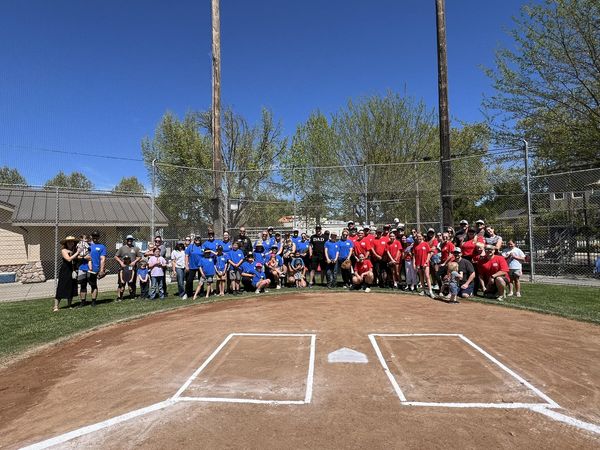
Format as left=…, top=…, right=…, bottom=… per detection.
left=0, top=166, right=27, bottom=185
left=142, top=108, right=287, bottom=235
left=44, top=171, right=93, bottom=190
left=112, top=176, right=146, bottom=194
left=286, top=111, right=340, bottom=225
left=484, top=0, right=600, bottom=168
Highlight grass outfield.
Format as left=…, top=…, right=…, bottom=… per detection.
left=0, top=282, right=598, bottom=362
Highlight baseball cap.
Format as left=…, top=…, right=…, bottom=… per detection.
left=194, top=235, right=201, bottom=240
left=485, top=244, right=495, bottom=250
left=475, top=219, right=485, bottom=225
left=217, top=245, right=223, bottom=250
left=459, top=219, right=468, bottom=225
left=452, top=247, right=462, bottom=254
left=363, top=225, right=371, bottom=230
left=315, top=225, right=322, bottom=229
left=255, top=262, right=263, bottom=268
left=126, top=234, right=134, bottom=240
left=427, top=228, right=435, bottom=233
left=383, top=224, right=391, bottom=229
left=271, top=244, right=278, bottom=249
left=267, top=226, right=274, bottom=231
left=293, top=228, right=299, bottom=232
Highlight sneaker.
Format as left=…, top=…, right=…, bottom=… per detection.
left=429, top=291, right=435, bottom=299
left=255, top=289, right=260, bottom=294
left=308, top=283, right=313, bottom=289
left=91, top=300, right=96, bottom=307
left=343, top=285, right=348, bottom=289
left=419, top=291, right=425, bottom=296
left=264, top=289, right=269, bottom=293
left=181, top=294, right=188, bottom=300
left=364, top=287, right=371, bottom=293
left=516, top=292, right=521, bottom=297
left=276, top=285, right=281, bottom=290
left=496, top=295, right=504, bottom=301
left=507, top=292, right=514, bottom=297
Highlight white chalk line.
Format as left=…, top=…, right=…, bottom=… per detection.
left=20, top=399, right=175, bottom=450
left=458, top=334, right=560, bottom=408
left=176, top=396, right=305, bottom=405
left=368, top=334, right=407, bottom=401
left=20, top=332, right=315, bottom=449
left=370, top=333, right=600, bottom=436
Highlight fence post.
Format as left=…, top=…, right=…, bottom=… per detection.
left=523, top=139, right=535, bottom=282
left=415, top=162, right=421, bottom=231
left=364, top=164, right=369, bottom=225
left=54, top=186, right=59, bottom=287
left=151, top=159, right=156, bottom=239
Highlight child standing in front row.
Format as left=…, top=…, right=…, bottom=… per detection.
left=138, top=259, right=149, bottom=299
left=195, top=249, right=216, bottom=300
left=445, top=261, right=462, bottom=304
left=148, top=248, right=167, bottom=299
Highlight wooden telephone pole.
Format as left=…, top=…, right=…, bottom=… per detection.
left=435, top=0, right=453, bottom=228
left=212, top=0, right=224, bottom=234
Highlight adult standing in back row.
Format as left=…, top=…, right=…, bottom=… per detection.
left=115, top=235, right=142, bottom=298
left=308, top=225, right=326, bottom=288
left=88, top=231, right=106, bottom=307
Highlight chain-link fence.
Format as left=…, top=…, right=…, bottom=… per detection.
left=1, top=150, right=599, bottom=302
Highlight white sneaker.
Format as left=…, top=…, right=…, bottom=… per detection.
left=429, top=291, right=435, bottom=298
left=181, top=294, right=188, bottom=300
left=364, top=287, right=371, bottom=293
left=276, top=285, right=281, bottom=289
left=264, top=289, right=269, bottom=293
left=516, top=292, right=521, bottom=297
left=507, top=292, right=514, bottom=297
left=419, top=291, right=425, bottom=296
left=255, top=289, right=260, bottom=294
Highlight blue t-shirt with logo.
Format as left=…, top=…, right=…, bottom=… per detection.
left=199, top=256, right=216, bottom=277
left=215, top=254, right=228, bottom=272
left=325, top=241, right=339, bottom=261
left=228, top=249, right=245, bottom=267
left=89, top=243, right=107, bottom=273
left=202, top=239, right=219, bottom=254
left=252, top=270, right=266, bottom=286
left=291, top=235, right=301, bottom=245
left=253, top=251, right=266, bottom=265
left=185, top=244, right=203, bottom=270
left=137, top=267, right=149, bottom=281
left=240, top=261, right=257, bottom=276
left=220, top=240, right=232, bottom=253
left=338, top=239, right=353, bottom=259
left=296, top=240, right=309, bottom=254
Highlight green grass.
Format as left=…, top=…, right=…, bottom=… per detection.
left=463, top=282, right=600, bottom=324
left=0, top=282, right=598, bottom=362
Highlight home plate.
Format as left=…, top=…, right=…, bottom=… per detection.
left=328, top=348, right=368, bottom=363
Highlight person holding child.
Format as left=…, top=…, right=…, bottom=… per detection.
left=54, top=236, right=80, bottom=311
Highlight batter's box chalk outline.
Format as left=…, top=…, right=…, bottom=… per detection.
left=20, top=332, right=316, bottom=450
left=172, top=332, right=317, bottom=405
left=368, top=333, right=600, bottom=436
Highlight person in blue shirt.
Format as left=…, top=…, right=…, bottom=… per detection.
left=240, top=254, right=257, bottom=292
left=296, top=232, right=310, bottom=270
left=202, top=229, right=220, bottom=256
left=87, top=230, right=107, bottom=307
left=266, top=245, right=285, bottom=289
left=215, top=245, right=228, bottom=296
left=194, top=249, right=216, bottom=300
left=289, top=251, right=306, bottom=288
left=337, top=229, right=355, bottom=288
left=267, top=226, right=276, bottom=247
left=324, top=232, right=340, bottom=288
left=253, top=243, right=266, bottom=265
left=291, top=229, right=302, bottom=246
left=227, top=241, right=245, bottom=295
left=220, top=231, right=232, bottom=253
left=251, top=263, right=270, bottom=294
left=184, top=236, right=203, bottom=299
left=255, top=230, right=270, bottom=250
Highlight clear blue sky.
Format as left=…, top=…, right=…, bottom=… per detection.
left=0, top=0, right=529, bottom=189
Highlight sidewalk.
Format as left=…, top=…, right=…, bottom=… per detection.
left=0, top=274, right=120, bottom=303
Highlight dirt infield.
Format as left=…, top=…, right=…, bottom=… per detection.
left=1, top=292, right=599, bottom=449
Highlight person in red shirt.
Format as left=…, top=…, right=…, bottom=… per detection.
left=347, top=227, right=359, bottom=243
left=352, top=253, right=374, bottom=292
left=371, top=229, right=389, bottom=287
left=386, top=232, right=403, bottom=289
left=364, top=226, right=375, bottom=246
left=380, top=224, right=391, bottom=244
left=477, top=244, right=510, bottom=300
left=460, top=228, right=484, bottom=261
left=413, top=233, right=434, bottom=298
left=353, top=230, right=372, bottom=260
left=436, top=232, right=456, bottom=287
left=401, top=235, right=417, bottom=291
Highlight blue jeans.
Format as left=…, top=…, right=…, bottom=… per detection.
left=149, top=276, right=165, bottom=299
left=175, top=267, right=185, bottom=297
left=326, top=262, right=337, bottom=287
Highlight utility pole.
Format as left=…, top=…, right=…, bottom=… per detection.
left=435, top=0, right=453, bottom=228
left=212, top=0, right=224, bottom=235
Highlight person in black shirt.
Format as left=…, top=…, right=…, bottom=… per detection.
left=236, top=227, right=254, bottom=256
left=308, top=225, right=326, bottom=287
left=454, top=248, right=475, bottom=298
left=454, top=219, right=469, bottom=246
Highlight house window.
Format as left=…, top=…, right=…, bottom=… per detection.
left=553, top=192, right=564, bottom=200
left=572, top=192, right=583, bottom=199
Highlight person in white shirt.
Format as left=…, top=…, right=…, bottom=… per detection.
left=171, top=241, right=187, bottom=298
left=502, top=240, right=526, bottom=297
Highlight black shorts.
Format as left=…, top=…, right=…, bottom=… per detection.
left=87, top=272, right=98, bottom=291
left=310, top=255, right=326, bottom=271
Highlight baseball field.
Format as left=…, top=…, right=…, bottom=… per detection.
left=1, top=289, right=599, bottom=449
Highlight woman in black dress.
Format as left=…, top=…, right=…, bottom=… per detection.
left=54, top=236, right=80, bottom=312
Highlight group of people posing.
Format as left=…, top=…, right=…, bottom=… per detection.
left=54, top=219, right=526, bottom=310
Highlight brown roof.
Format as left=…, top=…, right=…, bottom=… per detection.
left=0, top=187, right=168, bottom=227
